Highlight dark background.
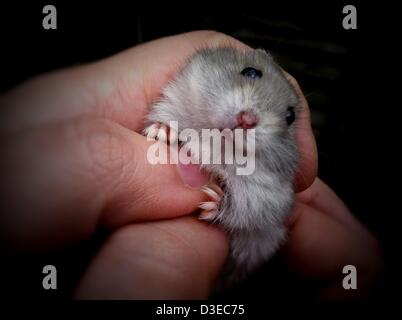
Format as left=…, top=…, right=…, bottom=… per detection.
left=0, top=2, right=397, bottom=301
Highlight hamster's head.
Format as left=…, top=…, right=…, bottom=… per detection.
left=173, top=47, right=299, bottom=151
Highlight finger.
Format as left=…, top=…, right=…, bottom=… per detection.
left=296, top=177, right=366, bottom=232
left=74, top=217, right=228, bottom=299
left=0, top=117, right=208, bottom=253
left=0, top=31, right=247, bottom=135
left=283, top=72, right=318, bottom=192
left=283, top=202, right=383, bottom=298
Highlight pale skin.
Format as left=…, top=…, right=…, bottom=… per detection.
left=0, top=31, right=382, bottom=299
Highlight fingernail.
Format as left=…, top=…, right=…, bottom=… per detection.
left=177, top=162, right=209, bottom=188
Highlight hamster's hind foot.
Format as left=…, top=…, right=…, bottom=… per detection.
left=198, top=183, right=224, bottom=221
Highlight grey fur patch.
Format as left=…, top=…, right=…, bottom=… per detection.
left=145, top=47, right=299, bottom=289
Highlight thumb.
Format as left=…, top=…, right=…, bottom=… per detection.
left=0, top=117, right=208, bottom=252
left=100, top=123, right=209, bottom=227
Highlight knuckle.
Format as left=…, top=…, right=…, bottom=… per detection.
left=203, top=30, right=249, bottom=50
left=210, top=31, right=231, bottom=45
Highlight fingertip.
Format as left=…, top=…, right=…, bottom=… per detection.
left=294, top=138, right=318, bottom=192
left=286, top=73, right=318, bottom=193
left=177, top=162, right=209, bottom=188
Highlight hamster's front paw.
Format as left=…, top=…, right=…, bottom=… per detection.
left=198, top=183, right=224, bottom=221
left=143, top=122, right=178, bottom=144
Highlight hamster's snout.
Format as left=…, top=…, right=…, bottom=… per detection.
left=236, top=111, right=258, bottom=129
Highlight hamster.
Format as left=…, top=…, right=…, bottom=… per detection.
left=143, top=47, right=299, bottom=288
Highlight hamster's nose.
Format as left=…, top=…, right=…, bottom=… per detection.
left=236, top=111, right=258, bottom=129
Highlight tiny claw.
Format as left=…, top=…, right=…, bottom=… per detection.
left=201, top=186, right=221, bottom=202
left=157, top=124, right=168, bottom=143
left=198, top=182, right=223, bottom=222
left=199, top=201, right=218, bottom=211
left=143, top=123, right=160, bottom=141
left=208, top=183, right=224, bottom=197
left=199, top=210, right=218, bottom=221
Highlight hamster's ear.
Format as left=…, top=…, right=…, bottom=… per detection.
left=255, top=48, right=271, bottom=55
left=255, top=48, right=273, bottom=60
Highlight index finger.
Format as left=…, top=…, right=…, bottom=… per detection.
left=0, top=31, right=247, bottom=135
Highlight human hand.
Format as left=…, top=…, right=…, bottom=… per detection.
left=284, top=177, right=383, bottom=299
left=0, top=31, right=241, bottom=298
left=0, top=30, right=378, bottom=300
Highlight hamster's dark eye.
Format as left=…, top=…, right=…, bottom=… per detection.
left=286, top=107, right=296, bottom=126
left=241, top=67, right=262, bottom=79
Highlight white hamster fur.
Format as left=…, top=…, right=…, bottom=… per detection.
left=144, top=47, right=300, bottom=288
